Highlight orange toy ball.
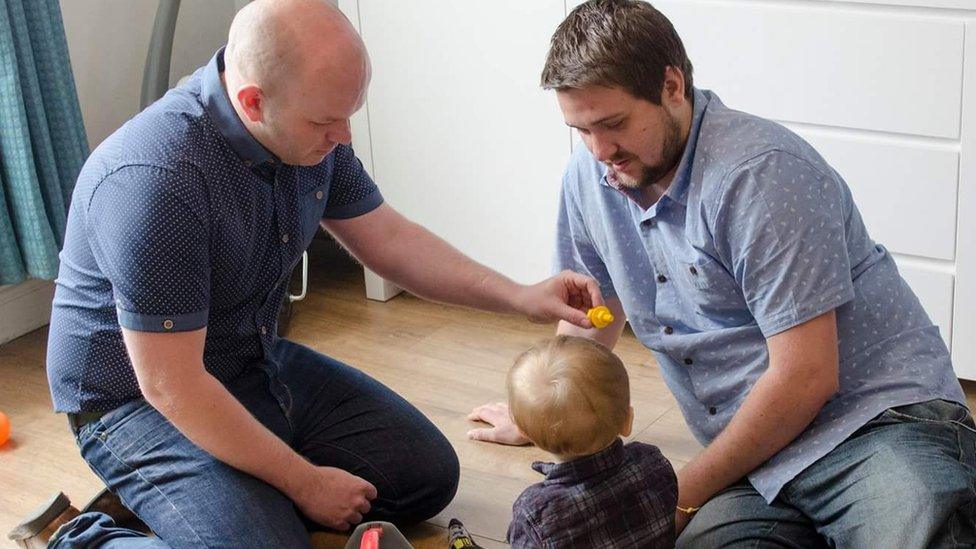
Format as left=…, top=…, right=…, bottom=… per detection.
left=0, top=411, right=10, bottom=446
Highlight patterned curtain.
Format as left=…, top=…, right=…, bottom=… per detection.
left=0, top=0, right=88, bottom=285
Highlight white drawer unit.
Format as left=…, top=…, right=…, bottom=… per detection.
left=342, top=0, right=976, bottom=379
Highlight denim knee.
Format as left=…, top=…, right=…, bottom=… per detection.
left=404, top=434, right=460, bottom=523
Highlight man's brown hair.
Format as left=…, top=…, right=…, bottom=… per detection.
left=541, top=0, right=694, bottom=104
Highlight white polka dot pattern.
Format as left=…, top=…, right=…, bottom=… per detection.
left=553, top=88, right=966, bottom=503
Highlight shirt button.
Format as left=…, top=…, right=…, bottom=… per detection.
left=259, top=325, right=267, bottom=335
left=709, top=406, right=717, bottom=415
left=315, top=190, right=324, bottom=200
left=657, top=274, right=668, bottom=283
left=689, top=266, right=699, bottom=276
left=281, top=234, right=289, bottom=243
left=684, top=357, right=694, bottom=365
left=664, top=326, right=674, bottom=335
left=162, top=319, right=174, bottom=330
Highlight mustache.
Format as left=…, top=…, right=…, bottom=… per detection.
left=606, top=153, right=634, bottom=165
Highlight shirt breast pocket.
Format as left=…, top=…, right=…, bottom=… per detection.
left=680, top=254, right=734, bottom=289
left=677, top=255, right=749, bottom=322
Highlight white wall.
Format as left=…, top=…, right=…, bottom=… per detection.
left=60, top=0, right=237, bottom=148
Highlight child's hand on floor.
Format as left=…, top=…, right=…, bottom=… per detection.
left=467, top=402, right=531, bottom=446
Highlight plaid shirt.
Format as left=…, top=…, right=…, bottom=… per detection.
left=507, top=439, right=677, bottom=548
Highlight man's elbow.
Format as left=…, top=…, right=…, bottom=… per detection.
left=137, top=373, right=194, bottom=417
left=810, top=366, right=840, bottom=405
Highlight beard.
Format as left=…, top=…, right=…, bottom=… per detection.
left=611, top=110, right=685, bottom=190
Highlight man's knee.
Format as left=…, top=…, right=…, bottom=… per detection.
left=798, top=418, right=976, bottom=547
left=677, top=484, right=822, bottom=549
left=398, top=433, right=459, bottom=523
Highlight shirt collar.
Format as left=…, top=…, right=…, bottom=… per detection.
left=200, top=47, right=278, bottom=172
left=601, top=87, right=710, bottom=208
left=531, top=438, right=625, bottom=484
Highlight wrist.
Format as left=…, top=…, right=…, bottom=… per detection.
left=276, top=454, right=315, bottom=498
left=487, top=275, right=525, bottom=315
left=675, top=467, right=710, bottom=514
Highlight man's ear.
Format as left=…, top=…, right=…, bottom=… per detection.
left=661, top=65, right=686, bottom=107
left=236, top=84, right=266, bottom=123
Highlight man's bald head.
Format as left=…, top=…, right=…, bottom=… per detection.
left=221, top=0, right=371, bottom=166
left=225, top=0, right=369, bottom=98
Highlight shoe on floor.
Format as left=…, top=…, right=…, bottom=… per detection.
left=80, top=488, right=152, bottom=535
left=7, top=492, right=81, bottom=549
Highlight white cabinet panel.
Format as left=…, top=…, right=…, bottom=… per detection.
left=358, top=0, right=569, bottom=283
left=791, top=128, right=959, bottom=261
left=951, top=20, right=976, bottom=381
left=894, top=259, right=954, bottom=350
left=653, top=0, right=965, bottom=139
left=837, top=0, right=976, bottom=9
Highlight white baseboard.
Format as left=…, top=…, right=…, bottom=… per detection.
left=0, top=279, right=55, bottom=346
left=363, top=268, right=402, bottom=302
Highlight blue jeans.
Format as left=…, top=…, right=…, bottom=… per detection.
left=677, top=399, right=976, bottom=548
left=51, top=339, right=460, bottom=548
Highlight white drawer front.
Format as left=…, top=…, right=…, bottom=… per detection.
left=894, top=259, right=954, bottom=349
left=654, top=0, right=965, bottom=139
left=792, top=128, right=959, bottom=261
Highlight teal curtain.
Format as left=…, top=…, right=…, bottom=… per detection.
left=0, top=0, right=88, bottom=285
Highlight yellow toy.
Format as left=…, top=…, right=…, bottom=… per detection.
left=0, top=411, right=10, bottom=446
left=587, top=306, right=614, bottom=329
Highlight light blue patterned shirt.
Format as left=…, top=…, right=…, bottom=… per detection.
left=554, top=88, right=966, bottom=501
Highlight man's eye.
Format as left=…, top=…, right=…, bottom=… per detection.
left=605, top=120, right=623, bottom=129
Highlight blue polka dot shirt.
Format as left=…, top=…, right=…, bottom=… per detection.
left=555, top=88, right=966, bottom=502
left=46, top=49, right=383, bottom=413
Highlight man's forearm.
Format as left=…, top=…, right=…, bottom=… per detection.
left=143, top=370, right=311, bottom=497
left=357, top=217, right=522, bottom=313
left=676, top=365, right=832, bottom=509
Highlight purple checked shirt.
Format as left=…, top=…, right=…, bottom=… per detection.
left=507, top=439, right=677, bottom=548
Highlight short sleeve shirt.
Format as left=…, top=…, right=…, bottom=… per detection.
left=554, top=88, right=966, bottom=501
left=46, top=48, right=383, bottom=413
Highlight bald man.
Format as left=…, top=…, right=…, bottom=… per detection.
left=12, top=1, right=604, bottom=547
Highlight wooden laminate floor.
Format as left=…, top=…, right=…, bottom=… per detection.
left=2, top=240, right=973, bottom=548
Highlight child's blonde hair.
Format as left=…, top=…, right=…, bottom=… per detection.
left=507, top=335, right=630, bottom=457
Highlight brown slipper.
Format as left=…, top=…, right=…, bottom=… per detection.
left=7, top=492, right=81, bottom=549
left=80, top=488, right=152, bottom=535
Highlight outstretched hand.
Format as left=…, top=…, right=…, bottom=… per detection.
left=466, top=401, right=531, bottom=446
left=515, top=270, right=604, bottom=329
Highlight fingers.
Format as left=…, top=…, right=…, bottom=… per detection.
left=349, top=512, right=363, bottom=525
left=466, top=405, right=487, bottom=422
left=583, top=276, right=605, bottom=308
left=467, top=402, right=507, bottom=423
left=363, top=481, right=378, bottom=500
left=467, top=427, right=499, bottom=442
left=571, top=272, right=605, bottom=309
left=356, top=498, right=372, bottom=515
left=555, top=302, right=592, bottom=329
left=335, top=521, right=350, bottom=531
left=561, top=270, right=604, bottom=309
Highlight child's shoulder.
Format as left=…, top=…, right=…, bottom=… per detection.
left=623, top=441, right=674, bottom=472
left=511, top=480, right=560, bottom=531
left=623, top=440, right=665, bottom=457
